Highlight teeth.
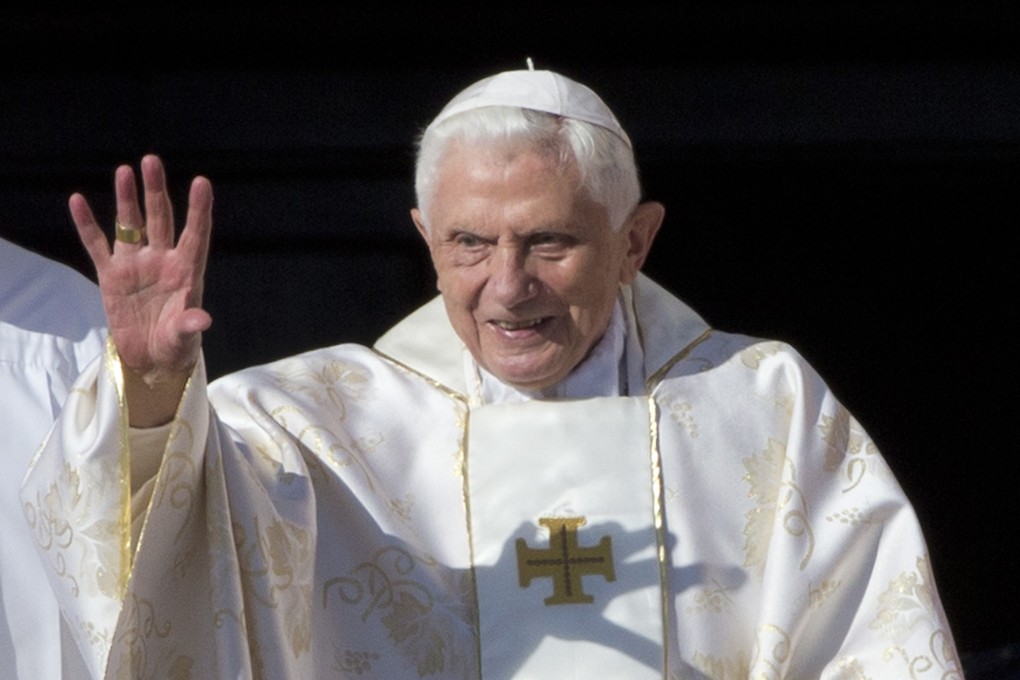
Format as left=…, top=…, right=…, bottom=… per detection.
left=495, top=318, right=542, bottom=330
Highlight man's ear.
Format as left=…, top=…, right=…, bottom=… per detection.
left=619, top=201, right=665, bottom=284
left=411, top=208, right=430, bottom=243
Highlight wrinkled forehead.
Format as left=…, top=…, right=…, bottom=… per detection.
left=426, top=149, right=612, bottom=242
left=427, top=68, right=631, bottom=149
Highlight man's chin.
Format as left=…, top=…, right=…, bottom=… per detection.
left=486, top=363, right=567, bottom=392
left=478, top=342, right=578, bottom=391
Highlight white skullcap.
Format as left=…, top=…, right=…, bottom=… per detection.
left=426, top=65, right=632, bottom=148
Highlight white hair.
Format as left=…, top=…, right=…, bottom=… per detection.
left=414, top=106, right=641, bottom=232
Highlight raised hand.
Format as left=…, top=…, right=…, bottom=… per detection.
left=71, top=154, right=213, bottom=426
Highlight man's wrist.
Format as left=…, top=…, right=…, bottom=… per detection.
left=122, top=364, right=192, bottom=428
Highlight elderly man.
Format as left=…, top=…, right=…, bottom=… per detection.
left=22, top=67, right=959, bottom=679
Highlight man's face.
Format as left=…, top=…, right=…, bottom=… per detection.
left=413, top=142, right=655, bottom=391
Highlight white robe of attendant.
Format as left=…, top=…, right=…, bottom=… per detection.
left=1, top=237, right=106, bottom=680
left=21, top=273, right=961, bottom=679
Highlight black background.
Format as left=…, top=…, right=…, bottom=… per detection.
left=2, top=4, right=1017, bottom=667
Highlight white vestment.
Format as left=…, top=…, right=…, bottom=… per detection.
left=1, top=237, right=106, bottom=680
left=21, top=273, right=961, bottom=679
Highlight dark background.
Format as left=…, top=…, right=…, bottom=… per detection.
left=2, top=4, right=1016, bottom=672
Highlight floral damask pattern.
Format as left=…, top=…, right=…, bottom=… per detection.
left=691, top=649, right=752, bottom=679
left=836, top=656, right=872, bottom=679
left=272, top=358, right=372, bottom=421
left=685, top=579, right=735, bottom=615
left=17, top=292, right=961, bottom=678
left=109, top=593, right=180, bottom=680
left=807, top=578, right=841, bottom=609
left=333, top=647, right=380, bottom=676
left=750, top=623, right=792, bottom=679
left=738, top=341, right=784, bottom=370
left=819, top=409, right=882, bottom=492
left=870, top=555, right=962, bottom=678
left=323, top=546, right=474, bottom=677
left=664, top=398, right=699, bottom=439
left=743, top=438, right=815, bottom=573
left=23, top=454, right=123, bottom=660
left=233, top=514, right=314, bottom=658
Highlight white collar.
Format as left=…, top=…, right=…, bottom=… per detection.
left=373, top=273, right=713, bottom=399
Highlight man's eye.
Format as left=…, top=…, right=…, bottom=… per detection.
left=454, top=233, right=484, bottom=248
left=531, top=233, right=572, bottom=250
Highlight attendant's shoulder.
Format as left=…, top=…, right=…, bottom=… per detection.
left=1, top=238, right=98, bottom=294
left=0, top=238, right=106, bottom=334
left=0, top=239, right=106, bottom=375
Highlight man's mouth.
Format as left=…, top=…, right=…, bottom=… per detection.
left=492, top=318, right=545, bottom=331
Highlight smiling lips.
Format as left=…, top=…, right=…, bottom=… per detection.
left=491, top=317, right=547, bottom=332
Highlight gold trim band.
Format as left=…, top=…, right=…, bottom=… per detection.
left=115, top=219, right=145, bottom=244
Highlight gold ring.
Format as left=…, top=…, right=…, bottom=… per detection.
left=115, top=219, right=145, bottom=244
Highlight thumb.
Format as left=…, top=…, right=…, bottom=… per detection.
left=177, top=308, right=213, bottom=336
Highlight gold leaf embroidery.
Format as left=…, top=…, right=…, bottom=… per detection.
left=739, top=342, right=783, bottom=369
left=820, top=409, right=880, bottom=492
left=233, top=515, right=314, bottom=657
left=820, top=409, right=853, bottom=472
left=870, top=555, right=962, bottom=677
left=743, top=439, right=816, bottom=572
left=826, top=507, right=877, bottom=527
left=836, top=656, right=872, bottom=679
left=266, top=404, right=382, bottom=495
left=388, top=493, right=415, bottom=523
left=109, top=594, right=174, bottom=678
left=808, top=579, right=841, bottom=609
left=870, top=556, right=936, bottom=643
left=27, top=461, right=122, bottom=600
left=333, top=648, right=380, bottom=675
left=750, top=623, right=792, bottom=679
left=685, top=578, right=734, bottom=615
left=665, top=398, right=699, bottom=438
left=322, top=547, right=473, bottom=678
left=167, top=655, right=195, bottom=680
left=272, top=359, right=372, bottom=420
left=692, top=649, right=751, bottom=679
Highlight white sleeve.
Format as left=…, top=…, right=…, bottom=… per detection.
left=20, top=341, right=211, bottom=680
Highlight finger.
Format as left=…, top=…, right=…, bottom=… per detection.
left=160, top=306, right=213, bottom=374
left=113, top=163, right=146, bottom=253
left=69, top=192, right=111, bottom=272
left=177, top=308, right=213, bottom=336
left=176, top=175, right=214, bottom=283
left=140, top=154, right=175, bottom=250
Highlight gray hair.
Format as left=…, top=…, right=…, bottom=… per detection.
left=414, top=106, right=641, bottom=232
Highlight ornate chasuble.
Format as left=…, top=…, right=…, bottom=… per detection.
left=20, top=274, right=962, bottom=679
left=467, top=398, right=665, bottom=678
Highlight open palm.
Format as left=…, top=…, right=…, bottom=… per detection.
left=71, top=154, right=213, bottom=378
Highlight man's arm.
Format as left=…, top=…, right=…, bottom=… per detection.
left=70, top=154, right=213, bottom=426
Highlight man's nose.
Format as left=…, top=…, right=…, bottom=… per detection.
left=489, top=247, right=538, bottom=306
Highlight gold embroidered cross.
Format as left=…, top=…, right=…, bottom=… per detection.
left=515, top=516, right=615, bottom=605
